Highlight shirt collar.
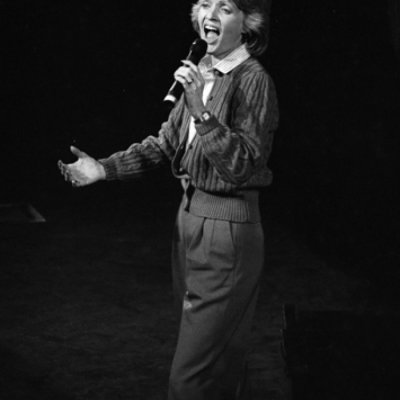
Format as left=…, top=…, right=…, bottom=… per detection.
left=199, top=44, right=250, bottom=76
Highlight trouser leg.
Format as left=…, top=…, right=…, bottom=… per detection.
left=171, top=205, right=188, bottom=319
left=169, top=207, right=264, bottom=400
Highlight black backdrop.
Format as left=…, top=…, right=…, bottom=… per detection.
left=2, top=0, right=399, bottom=274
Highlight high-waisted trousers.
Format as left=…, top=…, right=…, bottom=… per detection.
left=168, top=201, right=264, bottom=400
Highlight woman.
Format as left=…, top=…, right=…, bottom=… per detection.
left=58, top=1, right=279, bottom=399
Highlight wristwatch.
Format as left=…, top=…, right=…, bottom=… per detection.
left=195, top=110, right=212, bottom=124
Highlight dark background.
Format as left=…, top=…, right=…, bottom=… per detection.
left=1, top=1, right=400, bottom=398
left=2, top=0, right=399, bottom=275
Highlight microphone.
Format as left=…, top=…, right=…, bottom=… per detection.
left=163, top=38, right=208, bottom=106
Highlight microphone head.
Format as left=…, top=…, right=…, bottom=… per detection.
left=188, top=38, right=208, bottom=64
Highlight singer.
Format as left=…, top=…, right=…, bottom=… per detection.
left=58, top=0, right=279, bottom=399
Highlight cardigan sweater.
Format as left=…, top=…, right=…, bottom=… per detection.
left=99, top=57, right=279, bottom=222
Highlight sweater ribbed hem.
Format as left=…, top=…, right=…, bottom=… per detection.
left=184, top=188, right=260, bottom=223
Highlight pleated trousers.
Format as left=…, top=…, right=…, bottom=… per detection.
left=168, top=200, right=264, bottom=400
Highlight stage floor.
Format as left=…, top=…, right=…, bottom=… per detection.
left=0, top=185, right=397, bottom=399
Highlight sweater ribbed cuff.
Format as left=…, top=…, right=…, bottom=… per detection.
left=98, top=158, right=119, bottom=181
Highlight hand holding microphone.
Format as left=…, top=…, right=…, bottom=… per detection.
left=163, top=38, right=207, bottom=106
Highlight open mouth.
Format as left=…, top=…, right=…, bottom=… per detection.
left=204, top=24, right=220, bottom=41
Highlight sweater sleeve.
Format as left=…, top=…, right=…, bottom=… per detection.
left=195, top=70, right=278, bottom=186
left=99, top=101, right=183, bottom=181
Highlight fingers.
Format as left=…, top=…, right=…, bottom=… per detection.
left=181, top=59, right=198, bottom=73
left=71, top=179, right=82, bottom=188
left=174, top=74, right=188, bottom=88
left=174, top=72, right=202, bottom=94
left=57, top=160, right=71, bottom=182
left=57, top=160, right=65, bottom=173
left=58, top=160, right=69, bottom=181
left=174, top=68, right=191, bottom=86
left=70, top=145, right=87, bottom=159
left=174, top=60, right=203, bottom=88
left=57, top=159, right=79, bottom=186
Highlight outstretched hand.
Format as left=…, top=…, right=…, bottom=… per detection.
left=58, top=146, right=106, bottom=187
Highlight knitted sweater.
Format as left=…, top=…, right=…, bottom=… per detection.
left=100, top=57, right=279, bottom=221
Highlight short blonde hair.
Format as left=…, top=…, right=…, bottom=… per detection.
left=191, top=0, right=269, bottom=56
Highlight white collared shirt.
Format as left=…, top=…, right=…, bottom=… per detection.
left=187, top=44, right=250, bottom=146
